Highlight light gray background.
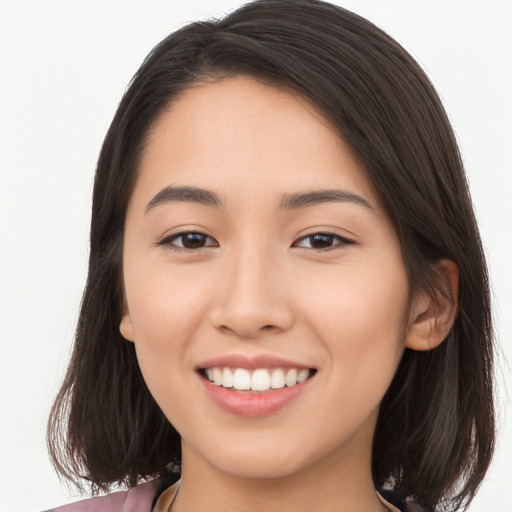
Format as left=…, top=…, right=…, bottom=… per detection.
left=1, top=1, right=511, bottom=511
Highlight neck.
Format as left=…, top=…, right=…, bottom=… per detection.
left=173, top=434, right=387, bottom=512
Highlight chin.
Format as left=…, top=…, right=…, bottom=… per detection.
left=186, top=433, right=321, bottom=481
left=211, top=453, right=309, bottom=480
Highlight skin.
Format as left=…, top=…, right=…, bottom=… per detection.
left=120, top=76, right=458, bottom=512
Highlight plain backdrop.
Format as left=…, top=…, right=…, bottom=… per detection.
left=1, top=1, right=511, bottom=511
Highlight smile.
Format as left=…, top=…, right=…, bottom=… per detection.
left=197, top=360, right=317, bottom=417
left=201, top=367, right=314, bottom=392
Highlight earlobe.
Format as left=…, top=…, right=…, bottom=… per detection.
left=405, top=259, right=459, bottom=351
left=120, top=311, right=135, bottom=342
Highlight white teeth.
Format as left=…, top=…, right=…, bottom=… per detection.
left=270, top=368, right=285, bottom=389
left=285, top=368, right=298, bottom=387
left=213, top=367, right=223, bottom=386
left=233, top=368, right=251, bottom=390
left=204, top=367, right=312, bottom=391
left=251, top=369, right=271, bottom=391
left=222, top=367, right=233, bottom=388
left=297, top=369, right=309, bottom=383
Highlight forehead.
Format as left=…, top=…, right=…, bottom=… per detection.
left=134, top=75, right=378, bottom=211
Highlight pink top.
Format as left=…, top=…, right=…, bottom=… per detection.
left=43, top=480, right=407, bottom=512
left=42, top=480, right=160, bottom=512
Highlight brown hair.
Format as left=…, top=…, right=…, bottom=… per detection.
left=47, top=1, right=494, bottom=509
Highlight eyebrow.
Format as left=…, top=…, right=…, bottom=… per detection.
left=280, top=189, right=375, bottom=211
left=145, top=185, right=375, bottom=213
left=145, top=185, right=221, bottom=213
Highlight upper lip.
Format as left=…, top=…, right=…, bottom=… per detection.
left=196, top=354, right=314, bottom=370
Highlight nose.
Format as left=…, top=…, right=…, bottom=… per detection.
left=208, top=247, right=295, bottom=339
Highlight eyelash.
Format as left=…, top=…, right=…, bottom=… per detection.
left=157, top=231, right=354, bottom=252
left=293, top=232, right=354, bottom=250
left=158, top=232, right=218, bottom=251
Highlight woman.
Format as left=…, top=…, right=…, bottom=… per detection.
left=44, top=1, right=495, bottom=511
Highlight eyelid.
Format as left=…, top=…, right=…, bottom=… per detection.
left=157, top=230, right=218, bottom=251
left=292, top=231, right=355, bottom=250
left=155, top=228, right=354, bottom=252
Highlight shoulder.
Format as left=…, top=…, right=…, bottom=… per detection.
left=42, top=480, right=159, bottom=512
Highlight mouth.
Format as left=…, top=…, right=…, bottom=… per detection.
left=198, top=367, right=317, bottom=393
left=196, top=354, right=318, bottom=416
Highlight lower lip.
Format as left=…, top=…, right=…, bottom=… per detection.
left=199, top=374, right=314, bottom=417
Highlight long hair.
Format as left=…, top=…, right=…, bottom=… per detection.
left=47, top=1, right=494, bottom=509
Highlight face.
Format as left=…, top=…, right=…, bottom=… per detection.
left=121, top=76, right=411, bottom=480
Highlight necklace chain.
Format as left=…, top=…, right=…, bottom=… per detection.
left=167, top=482, right=181, bottom=512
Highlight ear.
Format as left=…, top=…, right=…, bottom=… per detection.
left=120, top=309, right=135, bottom=342
left=405, top=259, right=459, bottom=351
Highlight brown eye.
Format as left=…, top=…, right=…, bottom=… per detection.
left=294, top=233, right=353, bottom=250
left=160, top=232, right=217, bottom=250
left=309, top=234, right=335, bottom=249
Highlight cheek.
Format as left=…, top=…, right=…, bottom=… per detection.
left=298, top=257, right=408, bottom=379
left=292, top=260, right=409, bottom=444
left=123, top=258, right=213, bottom=393
left=126, top=272, right=209, bottom=429
left=125, top=257, right=210, bottom=340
